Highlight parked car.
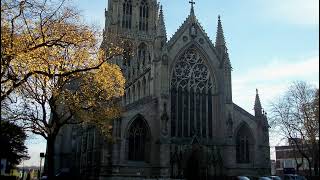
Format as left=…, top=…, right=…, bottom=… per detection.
left=259, top=177, right=272, bottom=180
left=283, top=174, right=307, bottom=180
left=40, top=175, right=48, bottom=180
left=236, top=176, right=251, bottom=180
left=269, top=176, right=282, bottom=180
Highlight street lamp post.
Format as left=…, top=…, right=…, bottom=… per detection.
left=39, top=153, right=45, bottom=178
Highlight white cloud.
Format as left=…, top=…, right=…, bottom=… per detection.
left=232, top=55, right=319, bottom=113
left=232, top=55, right=319, bottom=159
left=261, top=0, right=319, bottom=25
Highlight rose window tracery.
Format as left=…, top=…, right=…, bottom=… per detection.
left=171, top=47, right=213, bottom=91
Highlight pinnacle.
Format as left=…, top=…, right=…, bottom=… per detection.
left=215, top=15, right=226, bottom=47
left=156, top=4, right=166, bottom=38
left=254, top=88, right=263, bottom=116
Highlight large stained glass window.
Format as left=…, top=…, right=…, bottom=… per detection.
left=171, top=46, right=215, bottom=138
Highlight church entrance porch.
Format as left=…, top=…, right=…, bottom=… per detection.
left=169, top=140, right=224, bottom=180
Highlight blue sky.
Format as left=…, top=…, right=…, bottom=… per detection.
left=22, top=0, right=319, bottom=166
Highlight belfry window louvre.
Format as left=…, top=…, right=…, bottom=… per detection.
left=170, top=46, right=214, bottom=138
left=139, top=0, right=149, bottom=32
left=122, top=0, right=132, bottom=29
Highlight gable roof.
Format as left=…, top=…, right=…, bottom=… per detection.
left=166, top=12, right=216, bottom=53
left=233, top=103, right=256, bottom=121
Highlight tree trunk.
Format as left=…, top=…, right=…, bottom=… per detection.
left=47, top=134, right=56, bottom=180
left=313, top=144, right=319, bottom=176
left=307, top=158, right=312, bottom=177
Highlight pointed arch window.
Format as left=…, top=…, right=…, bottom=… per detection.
left=128, top=117, right=149, bottom=161
left=139, top=0, right=149, bottom=32
left=122, top=0, right=132, bottom=29
left=236, top=124, right=253, bottom=163
left=170, top=46, right=215, bottom=138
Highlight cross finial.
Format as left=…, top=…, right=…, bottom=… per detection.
left=189, top=0, right=195, bottom=15
left=189, top=0, right=195, bottom=5
left=189, top=0, right=195, bottom=9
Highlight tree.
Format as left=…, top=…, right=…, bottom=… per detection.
left=1, top=0, right=123, bottom=102
left=1, top=0, right=126, bottom=179
left=0, top=121, right=29, bottom=170
left=270, top=81, right=319, bottom=176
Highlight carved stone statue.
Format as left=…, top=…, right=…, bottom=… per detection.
left=190, top=24, right=197, bottom=37
left=161, top=103, right=169, bottom=135
left=226, top=112, right=233, bottom=138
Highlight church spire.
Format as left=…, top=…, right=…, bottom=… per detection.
left=215, top=15, right=226, bottom=47
left=254, top=89, right=263, bottom=117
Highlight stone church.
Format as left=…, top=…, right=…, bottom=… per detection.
left=53, top=0, right=270, bottom=179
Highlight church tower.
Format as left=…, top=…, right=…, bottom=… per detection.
left=103, top=0, right=164, bottom=105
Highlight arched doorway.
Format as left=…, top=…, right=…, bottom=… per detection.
left=185, top=144, right=201, bottom=180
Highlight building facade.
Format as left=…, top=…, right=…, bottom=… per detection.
left=54, top=0, right=271, bottom=179
left=275, top=138, right=316, bottom=176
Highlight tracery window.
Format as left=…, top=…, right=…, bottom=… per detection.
left=139, top=0, right=149, bottom=32
left=171, top=46, right=214, bottom=138
left=236, top=123, right=253, bottom=163
left=128, top=117, right=149, bottom=161
left=122, top=0, right=132, bottom=29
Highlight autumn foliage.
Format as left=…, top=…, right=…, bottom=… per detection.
left=1, top=0, right=126, bottom=178
left=1, top=0, right=124, bottom=101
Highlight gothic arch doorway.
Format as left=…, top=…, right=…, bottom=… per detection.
left=127, top=114, right=151, bottom=162
left=185, top=145, right=201, bottom=180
